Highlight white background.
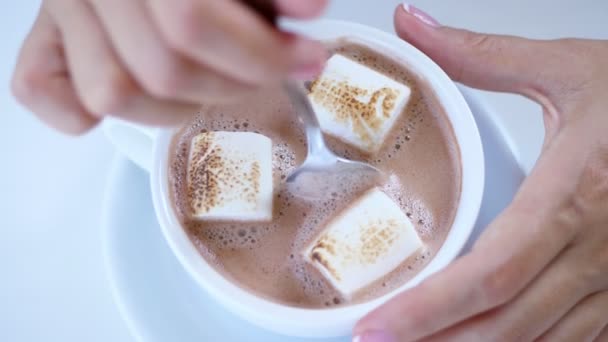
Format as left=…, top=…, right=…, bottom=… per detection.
left=1, top=1, right=606, bottom=341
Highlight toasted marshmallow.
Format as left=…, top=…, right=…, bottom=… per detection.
left=187, top=131, right=273, bottom=221
left=308, top=54, right=411, bottom=154
left=303, top=188, right=423, bottom=298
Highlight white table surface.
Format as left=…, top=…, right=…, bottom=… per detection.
left=0, top=1, right=606, bottom=341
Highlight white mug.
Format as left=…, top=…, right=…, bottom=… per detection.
left=103, top=19, right=485, bottom=338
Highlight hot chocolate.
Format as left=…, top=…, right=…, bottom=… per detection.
left=168, top=41, right=461, bottom=308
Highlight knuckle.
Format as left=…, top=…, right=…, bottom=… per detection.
left=11, top=63, right=45, bottom=105
left=162, top=0, right=203, bottom=50
left=579, top=152, right=608, bottom=219
left=557, top=40, right=601, bottom=75
left=478, top=268, right=519, bottom=307
left=450, top=30, right=505, bottom=83
left=402, top=303, right=435, bottom=333
left=554, top=195, right=589, bottom=236
left=53, top=113, right=99, bottom=136
left=580, top=246, right=608, bottom=289
left=578, top=264, right=603, bottom=290
left=463, top=31, right=503, bottom=56
left=65, top=123, right=97, bottom=136
left=543, top=40, right=601, bottom=99
left=139, top=58, right=186, bottom=99
left=81, top=70, right=135, bottom=114
left=597, top=246, right=608, bottom=282
left=557, top=152, right=608, bottom=229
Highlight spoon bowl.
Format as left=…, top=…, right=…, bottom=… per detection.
left=283, top=81, right=384, bottom=200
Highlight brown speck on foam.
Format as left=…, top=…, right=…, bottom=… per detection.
left=307, top=217, right=402, bottom=284
left=306, top=189, right=405, bottom=283
left=312, top=237, right=338, bottom=256
left=246, top=161, right=261, bottom=204
left=187, top=132, right=223, bottom=214
left=359, top=219, right=400, bottom=264
left=311, top=251, right=341, bottom=281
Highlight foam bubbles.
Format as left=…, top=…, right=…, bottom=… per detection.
left=166, top=41, right=457, bottom=309
left=381, top=176, right=435, bottom=238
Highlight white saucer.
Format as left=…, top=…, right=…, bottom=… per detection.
left=102, top=86, right=526, bottom=342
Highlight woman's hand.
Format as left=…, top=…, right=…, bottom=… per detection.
left=354, top=4, right=608, bottom=342
left=11, top=0, right=327, bottom=134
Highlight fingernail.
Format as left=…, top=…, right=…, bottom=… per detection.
left=353, top=330, right=397, bottom=342
left=402, top=3, right=441, bottom=27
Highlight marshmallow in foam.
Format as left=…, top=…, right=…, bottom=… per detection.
left=303, top=188, right=423, bottom=298
left=308, top=54, right=412, bottom=154
left=187, top=131, right=273, bottom=222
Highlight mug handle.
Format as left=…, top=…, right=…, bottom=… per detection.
left=102, top=119, right=158, bottom=172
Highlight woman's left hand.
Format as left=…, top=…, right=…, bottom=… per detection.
left=354, top=5, right=608, bottom=342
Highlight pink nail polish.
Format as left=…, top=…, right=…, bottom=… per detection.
left=353, top=330, right=397, bottom=342
left=402, top=3, right=441, bottom=27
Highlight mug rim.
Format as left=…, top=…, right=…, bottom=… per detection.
left=150, top=19, right=485, bottom=338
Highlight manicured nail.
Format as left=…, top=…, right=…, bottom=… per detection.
left=353, top=330, right=397, bottom=342
left=402, top=3, right=441, bottom=27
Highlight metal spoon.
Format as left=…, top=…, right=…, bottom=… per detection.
left=283, top=81, right=384, bottom=200
left=238, top=0, right=383, bottom=199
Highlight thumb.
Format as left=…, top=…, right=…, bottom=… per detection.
left=395, top=3, right=562, bottom=100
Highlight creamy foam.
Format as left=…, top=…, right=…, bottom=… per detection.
left=168, top=41, right=462, bottom=308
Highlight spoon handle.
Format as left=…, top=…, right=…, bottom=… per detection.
left=283, top=81, right=331, bottom=158
left=240, top=0, right=332, bottom=159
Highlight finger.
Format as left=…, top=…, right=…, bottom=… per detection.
left=89, top=0, right=254, bottom=104
left=11, top=8, right=99, bottom=135
left=275, top=0, right=328, bottom=18
left=596, top=325, right=608, bottom=342
left=47, top=0, right=197, bottom=126
left=354, top=137, right=589, bottom=341
left=394, top=4, right=577, bottom=105
left=538, top=291, right=608, bottom=342
left=147, top=0, right=326, bottom=85
left=420, top=246, right=599, bottom=342
left=46, top=0, right=136, bottom=116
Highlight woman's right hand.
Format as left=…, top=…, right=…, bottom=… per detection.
left=11, top=0, right=328, bottom=134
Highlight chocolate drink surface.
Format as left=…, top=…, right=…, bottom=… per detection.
left=169, top=41, right=462, bottom=308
